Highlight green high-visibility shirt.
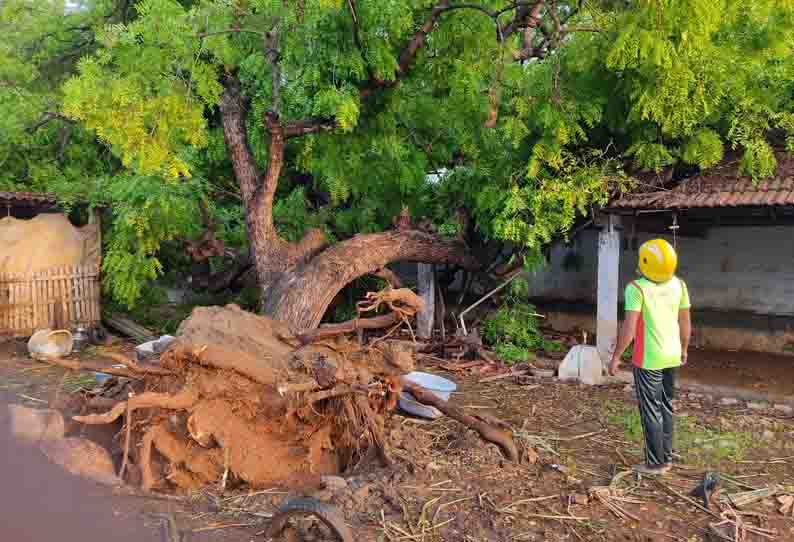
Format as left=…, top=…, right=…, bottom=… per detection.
left=625, top=276, right=691, bottom=370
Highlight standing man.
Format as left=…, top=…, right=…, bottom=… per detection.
left=609, top=238, right=691, bottom=475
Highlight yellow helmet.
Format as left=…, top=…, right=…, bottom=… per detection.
left=638, top=239, right=677, bottom=283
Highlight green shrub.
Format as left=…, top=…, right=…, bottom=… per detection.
left=483, top=278, right=551, bottom=364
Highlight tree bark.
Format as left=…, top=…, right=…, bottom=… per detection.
left=267, top=229, right=480, bottom=332
left=219, top=76, right=329, bottom=307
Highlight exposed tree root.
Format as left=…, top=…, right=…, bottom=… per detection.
left=297, top=313, right=401, bottom=344
left=44, top=299, right=519, bottom=495
left=296, top=288, right=424, bottom=344
left=38, top=351, right=174, bottom=379
left=73, top=389, right=198, bottom=425
left=401, top=379, right=520, bottom=462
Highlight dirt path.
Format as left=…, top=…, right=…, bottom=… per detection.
left=0, top=392, right=161, bottom=542
left=682, top=349, right=794, bottom=398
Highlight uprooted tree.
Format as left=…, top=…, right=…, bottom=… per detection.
left=22, top=295, right=518, bottom=493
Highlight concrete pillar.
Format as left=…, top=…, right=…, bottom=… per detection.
left=416, top=263, right=435, bottom=340
left=596, top=214, right=621, bottom=368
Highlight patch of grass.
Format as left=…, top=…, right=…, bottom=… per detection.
left=604, top=401, right=755, bottom=466
left=542, top=339, right=564, bottom=353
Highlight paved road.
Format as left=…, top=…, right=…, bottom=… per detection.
left=0, top=395, right=159, bottom=542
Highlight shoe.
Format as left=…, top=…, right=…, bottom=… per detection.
left=633, top=463, right=671, bottom=476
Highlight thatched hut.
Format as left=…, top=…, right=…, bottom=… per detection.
left=0, top=192, right=101, bottom=338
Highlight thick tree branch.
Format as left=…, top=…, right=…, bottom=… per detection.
left=502, top=0, right=545, bottom=40
left=260, top=111, right=287, bottom=234
left=284, top=117, right=337, bottom=138
left=197, top=29, right=267, bottom=39
left=268, top=229, right=481, bottom=330
left=401, top=380, right=519, bottom=461
left=218, top=77, right=260, bottom=205
left=26, top=112, right=76, bottom=134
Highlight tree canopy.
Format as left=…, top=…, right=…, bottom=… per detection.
left=3, top=0, right=794, bottom=310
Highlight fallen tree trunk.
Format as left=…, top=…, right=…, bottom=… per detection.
left=401, top=380, right=520, bottom=462
left=102, top=312, right=157, bottom=343
left=264, top=229, right=479, bottom=331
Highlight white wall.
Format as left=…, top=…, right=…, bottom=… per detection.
left=526, top=225, right=794, bottom=316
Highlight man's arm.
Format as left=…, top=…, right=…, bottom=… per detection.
left=609, top=310, right=640, bottom=375
left=679, top=308, right=691, bottom=365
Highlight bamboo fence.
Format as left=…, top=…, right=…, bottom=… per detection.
left=0, top=264, right=101, bottom=338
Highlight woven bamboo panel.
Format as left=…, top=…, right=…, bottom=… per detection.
left=0, top=264, right=101, bottom=338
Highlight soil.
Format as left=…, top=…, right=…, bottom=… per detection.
left=2, top=336, right=794, bottom=542
left=0, top=391, right=159, bottom=542
left=681, top=349, right=794, bottom=398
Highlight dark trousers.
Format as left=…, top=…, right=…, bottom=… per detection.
left=633, top=367, right=676, bottom=467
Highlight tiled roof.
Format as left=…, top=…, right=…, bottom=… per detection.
left=0, top=191, right=58, bottom=206
left=608, top=155, right=794, bottom=210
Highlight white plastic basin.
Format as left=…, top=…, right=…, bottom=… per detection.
left=399, top=372, right=457, bottom=419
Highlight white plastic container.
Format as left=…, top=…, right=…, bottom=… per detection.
left=558, top=345, right=604, bottom=386
left=399, top=372, right=457, bottom=419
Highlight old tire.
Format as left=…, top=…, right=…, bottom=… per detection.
left=266, top=497, right=352, bottom=542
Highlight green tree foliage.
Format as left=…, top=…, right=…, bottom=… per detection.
left=3, top=0, right=794, bottom=308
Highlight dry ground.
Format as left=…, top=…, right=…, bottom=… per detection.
left=1, top=339, right=794, bottom=542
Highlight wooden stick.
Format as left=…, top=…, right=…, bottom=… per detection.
left=118, top=394, right=133, bottom=480
left=655, top=479, right=721, bottom=519
left=479, top=370, right=528, bottom=383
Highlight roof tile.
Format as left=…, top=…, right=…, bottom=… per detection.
left=608, top=154, right=794, bottom=210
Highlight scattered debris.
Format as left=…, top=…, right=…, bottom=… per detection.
left=589, top=485, right=643, bottom=522
left=102, top=312, right=157, bottom=343
left=777, top=494, right=794, bottom=516
left=720, top=485, right=779, bottom=509
left=134, top=335, right=175, bottom=361
left=690, top=471, right=721, bottom=510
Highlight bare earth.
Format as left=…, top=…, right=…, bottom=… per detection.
left=1, top=339, right=794, bottom=542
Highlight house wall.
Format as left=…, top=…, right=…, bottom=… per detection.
left=526, top=224, right=794, bottom=355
